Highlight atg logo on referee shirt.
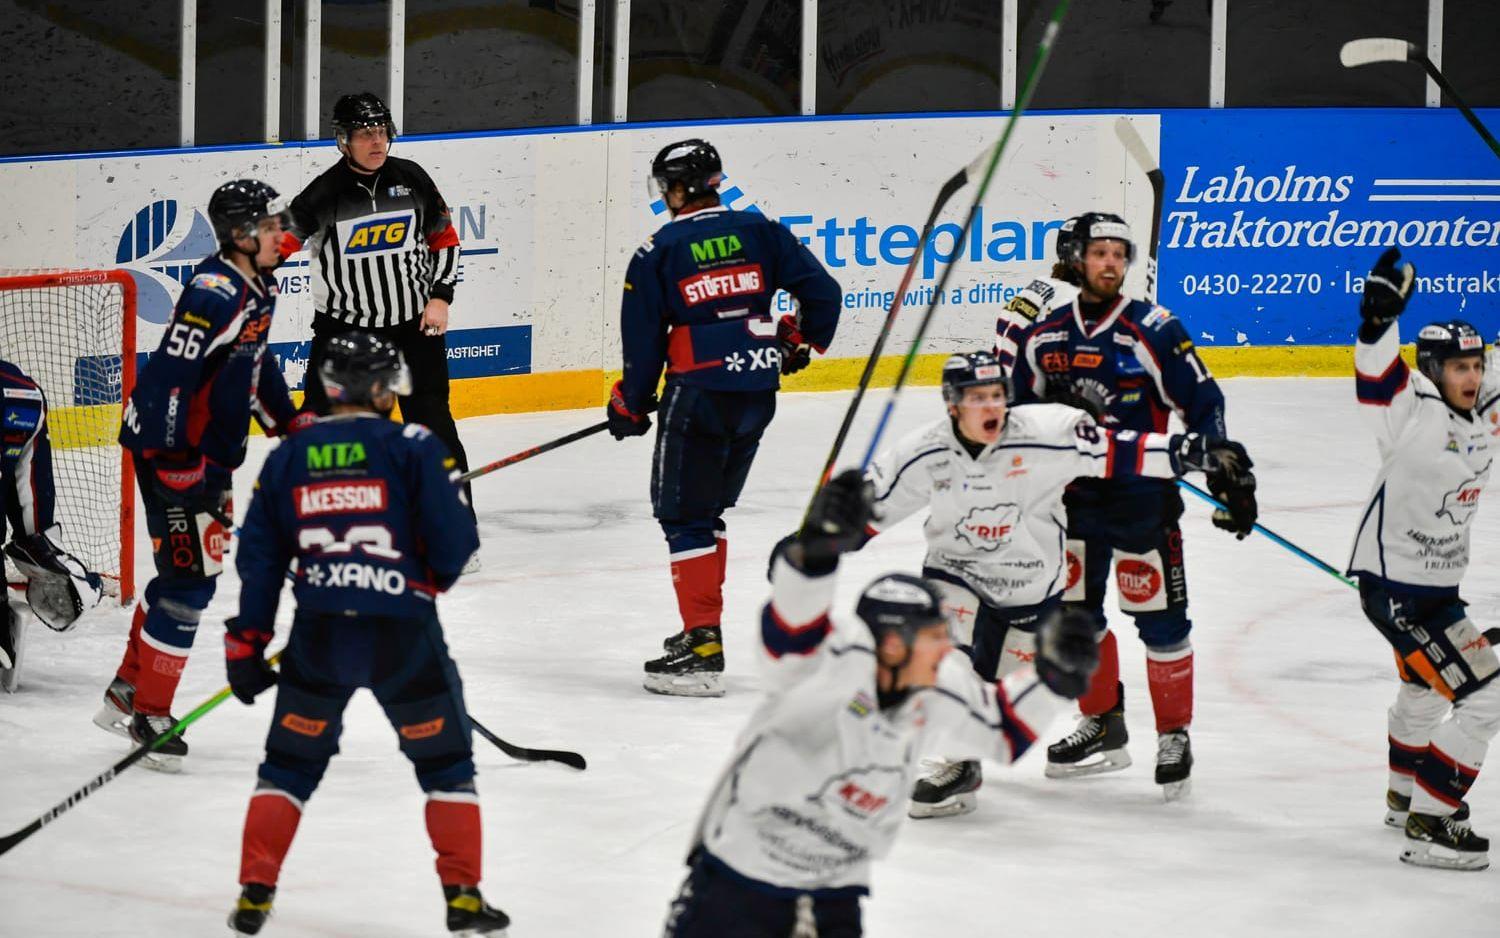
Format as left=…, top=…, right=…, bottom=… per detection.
left=338, top=211, right=414, bottom=256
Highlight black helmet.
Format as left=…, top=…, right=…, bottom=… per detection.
left=320, top=331, right=413, bottom=407
left=856, top=574, right=946, bottom=648
left=1416, top=320, right=1485, bottom=386
left=208, top=179, right=288, bottom=248
left=333, top=92, right=397, bottom=144
left=941, top=351, right=1007, bottom=405
left=1061, top=212, right=1135, bottom=267
left=651, top=139, right=723, bottom=200
left=1054, top=215, right=1081, bottom=262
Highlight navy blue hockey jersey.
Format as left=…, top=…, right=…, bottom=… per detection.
left=1, top=359, right=54, bottom=538
left=618, top=206, right=841, bottom=409
left=119, top=255, right=298, bottom=470
left=1011, top=296, right=1226, bottom=438
left=234, top=414, right=479, bottom=629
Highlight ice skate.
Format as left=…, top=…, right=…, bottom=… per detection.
left=1385, top=789, right=1470, bottom=831
left=644, top=626, right=725, bottom=698
left=1045, top=697, right=1131, bottom=779
left=0, top=606, right=22, bottom=693
left=92, top=676, right=135, bottom=739
left=1401, top=812, right=1489, bottom=871
left=226, top=883, right=274, bottom=935
left=908, top=759, right=981, bottom=818
left=461, top=552, right=481, bottom=576
left=129, top=711, right=188, bottom=773
left=445, top=884, right=510, bottom=935
left=1155, top=729, right=1192, bottom=801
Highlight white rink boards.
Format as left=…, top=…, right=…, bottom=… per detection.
left=2, top=380, right=1499, bottom=936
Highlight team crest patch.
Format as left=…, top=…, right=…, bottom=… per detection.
left=955, top=503, right=1019, bottom=551
left=190, top=272, right=235, bottom=297
left=1438, top=464, right=1488, bottom=526
left=1141, top=306, right=1174, bottom=328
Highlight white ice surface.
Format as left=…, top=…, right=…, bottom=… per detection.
left=3, top=379, right=1499, bottom=936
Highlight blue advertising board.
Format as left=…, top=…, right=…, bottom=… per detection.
left=1157, top=108, right=1500, bottom=347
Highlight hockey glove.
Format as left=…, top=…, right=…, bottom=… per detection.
left=1005, top=279, right=1057, bottom=323
left=284, top=411, right=319, bottom=436
left=1206, top=453, right=1258, bottom=540
left=1359, top=247, right=1415, bottom=335
left=1035, top=607, right=1099, bottom=699
left=1043, top=380, right=1106, bottom=421
left=224, top=617, right=277, bottom=704
left=3, top=528, right=104, bottom=632
left=777, top=315, right=813, bottom=376
left=606, top=381, right=654, bottom=440
left=151, top=452, right=207, bottom=509
left=794, top=470, right=876, bottom=572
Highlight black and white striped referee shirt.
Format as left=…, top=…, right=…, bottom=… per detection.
left=284, top=156, right=460, bottom=328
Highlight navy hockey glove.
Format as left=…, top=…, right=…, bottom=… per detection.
left=1359, top=247, right=1415, bottom=335
left=151, top=452, right=207, bottom=509
left=777, top=315, right=813, bottom=376
left=606, top=380, right=654, bottom=440
left=1035, top=607, right=1099, bottom=699
left=224, top=617, right=277, bottom=705
left=794, top=470, right=876, bottom=572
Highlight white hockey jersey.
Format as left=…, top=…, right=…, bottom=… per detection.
left=866, top=404, right=1180, bottom=608
left=689, top=555, right=1067, bottom=894
left=995, top=276, right=1078, bottom=376
left=1348, top=323, right=1500, bottom=589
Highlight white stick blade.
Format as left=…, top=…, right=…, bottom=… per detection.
left=1340, top=37, right=1413, bottom=68
left=1114, top=117, right=1158, bottom=174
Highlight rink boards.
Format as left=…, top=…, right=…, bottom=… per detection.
left=0, top=107, right=1496, bottom=417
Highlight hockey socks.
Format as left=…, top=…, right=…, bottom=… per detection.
left=1077, top=630, right=1121, bottom=716
left=426, top=788, right=483, bottom=886
left=112, top=601, right=148, bottom=687
left=670, top=549, right=722, bottom=631
left=1146, top=645, right=1194, bottom=733
left=240, top=788, right=304, bottom=888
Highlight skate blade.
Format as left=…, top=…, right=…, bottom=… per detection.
left=1044, top=748, right=1132, bottom=779
left=1385, top=809, right=1471, bottom=832
left=92, top=703, right=133, bottom=739
left=643, top=672, right=725, bottom=698
left=1400, top=841, right=1489, bottom=871
left=0, top=666, right=17, bottom=694
left=451, top=929, right=509, bottom=937
left=139, top=750, right=184, bottom=774
left=1160, top=778, right=1192, bottom=802
left=908, top=792, right=977, bottom=819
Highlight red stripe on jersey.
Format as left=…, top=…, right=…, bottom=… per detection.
left=427, top=223, right=460, bottom=252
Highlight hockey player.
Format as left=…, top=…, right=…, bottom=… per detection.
left=865, top=351, right=1257, bottom=817
left=98, top=179, right=309, bottom=769
left=282, top=92, right=476, bottom=526
left=608, top=138, right=841, bottom=697
left=1010, top=211, right=1256, bottom=796
left=1, top=358, right=105, bottom=692
left=661, top=470, right=1098, bottom=936
left=1348, top=247, right=1500, bottom=871
left=224, top=332, right=500, bottom=935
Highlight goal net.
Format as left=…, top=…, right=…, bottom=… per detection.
left=0, top=270, right=136, bottom=603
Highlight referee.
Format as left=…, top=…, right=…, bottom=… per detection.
left=282, top=92, right=474, bottom=514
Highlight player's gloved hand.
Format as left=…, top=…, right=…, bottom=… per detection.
left=606, top=381, right=654, bottom=440
left=777, top=315, right=813, bottom=376
left=1005, top=279, right=1057, bottom=322
left=1035, top=607, right=1099, bottom=699
left=1359, top=247, right=1415, bottom=333
left=792, top=470, right=876, bottom=572
left=284, top=411, right=318, bottom=436
left=1206, top=451, right=1258, bottom=540
left=1043, top=380, right=1106, bottom=420
left=224, top=617, right=277, bottom=705
left=151, top=452, right=207, bottom=509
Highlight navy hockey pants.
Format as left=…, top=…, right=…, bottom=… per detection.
left=1360, top=577, right=1500, bottom=702
left=651, top=384, right=776, bottom=555
left=258, top=610, right=475, bottom=802
left=664, top=851, right=863, bottom=938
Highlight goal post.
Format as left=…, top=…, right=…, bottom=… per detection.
left=0, top=269, right=136, bottom=604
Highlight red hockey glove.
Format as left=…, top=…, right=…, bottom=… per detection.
left=152, top=452, right=207, bottom=509
left=224, top=617, right=277, bottom=705
left=777, top=315, right=812, bottom=375
left=607, top=381, right=654, bottom=440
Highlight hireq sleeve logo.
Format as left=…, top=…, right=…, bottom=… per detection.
left=294, top=480, right=389, bottom=518
left=679, top=264, right=765, bottom=305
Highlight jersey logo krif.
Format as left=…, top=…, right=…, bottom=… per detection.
left=337, top=210, right=415, bottom=257
left=1438, top=463, right=1489, bottom=526
left=955, top=503, right=1019, bottom=551
left=678, top=263, right=765, bottom=305
left=293, top=479, right=390, bottom=518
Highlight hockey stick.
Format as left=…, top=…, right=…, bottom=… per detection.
left=1113, top=117, right=1164, bottom=303
left=1178, top=480, right=1356, bottom=589
left=458, top=421, right=609, bottom=484
left=470, top=715, right=586, bottom=771
left=1341, top=38, right=1500, bottom=160
left=857, top=0, right=1073, bottom=470
left=804, top=145, right=1003, bottom=507
left=0, top=654, right=280, bottom=858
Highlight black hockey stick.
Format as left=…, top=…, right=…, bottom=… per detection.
left=0, top=656, right=277, bottom=858
left=1341, top=38, right=1500, bottom=160
left=856, top=0, right=1073, bottom=469
left=470, top=715, right=586, bottom=771
left=1113, top=117, right=1165, bottom=303
left=458, top=421, right=609, bottom=484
